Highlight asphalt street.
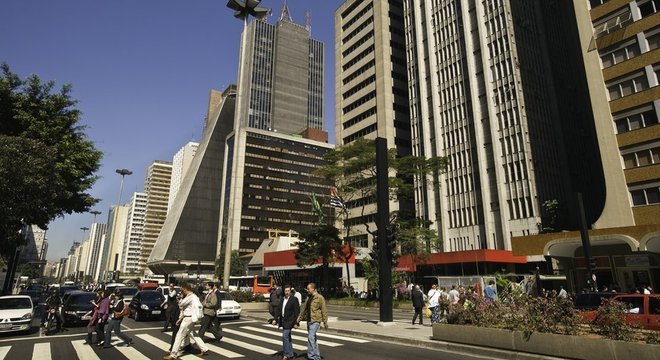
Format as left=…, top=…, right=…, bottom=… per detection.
left=0, top=314, right=485, bottom=359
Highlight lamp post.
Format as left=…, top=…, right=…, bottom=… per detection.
left=90, top=210, right=101, bottom=223
left=223, top=0, right=270, bottom=291
left=115, top=168, right=133, bottom=205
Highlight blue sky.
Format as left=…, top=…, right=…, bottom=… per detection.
left=2, top=0, right=342, bottom=261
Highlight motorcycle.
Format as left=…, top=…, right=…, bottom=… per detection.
left=42, top=307, right=59, bottom=335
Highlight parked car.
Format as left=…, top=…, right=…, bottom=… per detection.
left=62, top=291, right=97, bottom=326
left=0, top=295, right=34, bottom=334
left=129, top=290, right=165, bottom=321
left=574, top=292, right=616, bottom=311
left=115, top=287, right=139, bottom=305
left=216, top=291, right=241, bottom=320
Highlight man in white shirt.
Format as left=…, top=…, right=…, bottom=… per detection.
left=165, top=283, right=208, bottom=360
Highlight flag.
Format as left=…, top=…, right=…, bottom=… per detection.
left=329, top=187, right=347, bottom=209
left=310, top=193, right=324, bottom=222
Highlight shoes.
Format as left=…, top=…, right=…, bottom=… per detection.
left=163, top=356, right=175, bottom=360
left=95, top=342, right=104, bottom=347
left=197, top=350, right=209, bottom=357
left=126, top=338, right=133, bottom=347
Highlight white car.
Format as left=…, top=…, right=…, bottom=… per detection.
left=216, top=291, right=241, bottom=319
left=0, top=295, right=34, bottom=334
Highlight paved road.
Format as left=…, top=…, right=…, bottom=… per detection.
left=0, top=316, right=484, bottom=359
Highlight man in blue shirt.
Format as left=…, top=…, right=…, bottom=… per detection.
left=484, top=280, right=497, bottom=301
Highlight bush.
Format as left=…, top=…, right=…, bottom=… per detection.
left=590, top=299, right=638, bottom=341
left=229, top=291, right=266, bottom=303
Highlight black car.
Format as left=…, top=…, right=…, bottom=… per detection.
left=59, top=285, right=80, bottom=297
left=129, top=290, right=165, bottom=321
left=574, top=292, right=617, bottom=311
left=18, top=289, right=46, bottom=307
left=62, top=291, right=97, bottom=326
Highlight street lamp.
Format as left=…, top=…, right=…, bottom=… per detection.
left=80, top=227, right=89, bottom=242
left=90, top=210, right=102, bottom=223
left=115, top=168, right=133, bottom=205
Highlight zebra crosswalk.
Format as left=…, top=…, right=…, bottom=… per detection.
left=0, top=323, right=370, bottom=360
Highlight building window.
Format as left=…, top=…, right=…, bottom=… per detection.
left=646, top=27, right=660, bottom=51
left=607, top=71, right=649, bottom=100
left=594, top=8, right=632, bottom=38
left=613, top=105, right=658, bottom=133
left=638, top=0, right=660, bottom=18
left=600, top=40, right=641, bottom=68
left=590, top=0, right=611, bottom=9
left=622, top=147, right=660, bottom=168
left=630, top=186, right=660, bottom=205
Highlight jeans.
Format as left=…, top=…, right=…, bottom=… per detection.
left=282, top=328, right=294, bottom=358
left=171, top=317, right=208, bottom=358
left=307, top=322, right=321, bottom=360
left=104, top=318, right=131, bottom=347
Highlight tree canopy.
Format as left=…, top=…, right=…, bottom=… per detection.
left=0, top=64, right=103, bottom=257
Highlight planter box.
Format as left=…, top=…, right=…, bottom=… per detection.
left=432, top=324, right=660, bottom=360
left=239, top=302, right=268, bottom=311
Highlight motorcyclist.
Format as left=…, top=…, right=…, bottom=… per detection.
left=41, top=288, right=63, bottom=332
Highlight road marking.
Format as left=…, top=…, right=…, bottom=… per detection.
left=241, top=326, right=342, bottom=347
left=32, top=343, right=51, bottom=360
left=223, top=327, right=307, bottom=350
left=114, top=344, right=150, bottom=360
left=72, top=340, right=101, bottom=360
left=221, top=337, right=276, bottom=355
left=0, top=346, right=9, bottom=360
left=135, top=334, right=199, bottom=360
left=288, top=326, right=371, bottom=343
left=204, top=342, right=245, bottom=358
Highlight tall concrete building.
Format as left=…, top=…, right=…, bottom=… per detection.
left=19, top=225, right=47, bottom=265
left=99, top=205, right=129, bottom=281
left=141, top=161, right=172, bottom=274
left=85, top=222, right=108, bottom=282
left=168, top=142, right=199, bottom=214
left=122, top=192, right=147, bottom=275
left=335, top=0, right=412, bottom=248
left=235, top=8, right=324, bottom=135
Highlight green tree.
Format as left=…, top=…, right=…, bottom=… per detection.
left=315, top=138, right=447, bottom=284
left=295, top=224, right=341, bottom=291
left=215, top=250, right=249, bottom=279
left=16, top=263, right=41, bottom=280
left=541, top=199, right=560, bottom=233
left=0, top=64, right=103, bottom=257
left=396, top=217, right=441, bottom=283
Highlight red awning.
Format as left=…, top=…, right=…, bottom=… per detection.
left=397, top=249, right=527, bottom=269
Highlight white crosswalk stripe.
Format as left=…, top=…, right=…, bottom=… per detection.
left=71, top=340, right=101, bottom=360
left=241, top=326, right=343, bottom=347
left=0, top=323, right=365, bottom=360
left=223, top=327, right=307, bottom=350
left=32, top=343, right=51, bottom=360
left=0, top=346, right=9, bottom=360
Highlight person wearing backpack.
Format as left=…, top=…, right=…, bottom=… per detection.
left=103, top=288, right=133, bottom=348
left=198, top=282, right=222, bottom=343
left=165, top=282, right=208, bottom=360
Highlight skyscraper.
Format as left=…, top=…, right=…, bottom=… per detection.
left=84, top=222, right=107, bottom=282
left=335, top=0, right=412, bottom=248
left=122, top=192, right=147, bottom=275
left=235, top=8, right=324, bottom=134
left=168, top=142, right=199, bottom=214
left=141, top=160, right=172, bottom=274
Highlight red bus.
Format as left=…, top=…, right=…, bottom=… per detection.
left=228, top=275, right=273, bottom=298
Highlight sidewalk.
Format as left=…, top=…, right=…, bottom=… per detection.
left=241, top=309, right=565, bottom=360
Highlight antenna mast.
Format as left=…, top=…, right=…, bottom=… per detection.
left=280, top=0, right=292, bottom=22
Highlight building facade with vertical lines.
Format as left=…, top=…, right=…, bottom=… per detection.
left=140, top=160, right=172, bottom=274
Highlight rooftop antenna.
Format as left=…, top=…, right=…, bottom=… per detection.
left=305, top=10, right=311, bottom=32
left=280, top=0, right=292, bottom=22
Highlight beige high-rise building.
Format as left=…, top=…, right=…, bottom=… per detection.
left=168, top=142, right=199, bottom=214
left=122, top=192, right=147, bottom=275
left=335, top=0, right=412, bottom=249
left=140, top=160, right=172, bottom=274
left=100, top=205, right=129, bottom=281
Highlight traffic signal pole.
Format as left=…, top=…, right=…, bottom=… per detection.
left=376, top=137, right=393, bottom=323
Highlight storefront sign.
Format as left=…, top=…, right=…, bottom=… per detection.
left=624, top=255, right=650, bottom=267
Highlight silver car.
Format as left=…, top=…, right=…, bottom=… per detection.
left=0, top=295, right=34, bottom=334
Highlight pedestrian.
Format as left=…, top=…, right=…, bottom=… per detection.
left=103, top=289, right=132, bottom=348
left=448, top=285, right=460, bottom=305
left=167, top=293, right=181, bottom=354
left=271, top=285, right=300, bottom=360
left=291, top=287, right=302, bottom=305
left=165, top=283, right=208, bottom=360
left=84, top=290, right=101, bottom=345
left=644, top=285, right=653, bottom=294
left=161, top=283, right=178, bottom=332
left=269, top=284, right=283, bottom=320
left=199, top=282, right=222, bottom=343
left=484, top=280, right=497, bottom=301
left=558, top=286, right=568, bottom=299
left=426, top=284, right=440, bottom=324
left=297, top=283, right=328, bottom=360
left=94, top=289, right=111, bottom=347
left=411, top=285, right=424, bottom=325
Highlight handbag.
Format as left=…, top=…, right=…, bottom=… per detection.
left=424, top=307, right=432, bottom=318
